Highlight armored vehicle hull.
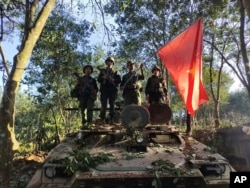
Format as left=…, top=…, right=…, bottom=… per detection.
left=27, top=105, right=234, bottom=188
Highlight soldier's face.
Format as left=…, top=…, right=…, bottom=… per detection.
left=106, top=60, right=114, bottom=67
left=153, top=69, right=160, bottom=76
left=85, top=67, right=92, bottom=75
left=128, top=64, right=135, bottom=71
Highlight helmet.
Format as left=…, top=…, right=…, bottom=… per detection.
left=151, top=65, right=161, bottom=73
left=83, top=65, right=93, bottom=73
left=105, top=56, right=115, bottom=64
left=127, top=61, right=135, bottom=67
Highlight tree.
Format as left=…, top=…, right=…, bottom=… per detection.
left=104, top=0, right=230, bottom=120
left=0, top=0, right=56, bottom=186
left=243, top=0, right=250, bottom=19
left=105, top=1, right=204, bottom=117
left=238, top=0, right=250, bottom=99
left=221, top=90, right=250, bottom=124
left=204, top=20, right=235, bottom=128
left=24, top=7, right=93, bottom=139
left=208, top=0, right=250, bottom=100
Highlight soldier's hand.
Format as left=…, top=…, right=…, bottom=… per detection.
left=165, top=94, right=170, bottom=104
left=162, top=79, right=166, bottom=85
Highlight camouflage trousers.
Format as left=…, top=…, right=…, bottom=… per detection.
left=123, top=90, right=141, bottom=106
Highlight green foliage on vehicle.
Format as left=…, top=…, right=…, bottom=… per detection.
left=50, top=149, right=114, bottom=175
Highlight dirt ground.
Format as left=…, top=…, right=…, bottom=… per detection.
left=9, top=129, right=216, bottom=188
left=10, top=151, right=47, bottom=188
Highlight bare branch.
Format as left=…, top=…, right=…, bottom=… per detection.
left=0, top=44, right=10, bottom=76
left=205, top=39, right=248, bottom=88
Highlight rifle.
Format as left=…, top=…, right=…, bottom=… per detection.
left=121, top=63, right=144, bottom=90
left=71, top=72, right=97, bottom=100
left=97, top=66, right=116, bottom=86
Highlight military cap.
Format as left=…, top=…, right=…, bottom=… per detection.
left=83, top=65, right=93, bottom=73
left=105, top=56, right=115, bottom=64
left=151, top=65, right=161, bottom=73
left=127, top=61, right=135, bottom=67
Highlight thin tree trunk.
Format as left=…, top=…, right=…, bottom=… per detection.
left=243, top=0, right=250, bottom=20
left=0, top=1, right=56, bottom=186
left=239, top=0, right=250, bottom=101
left=214, top=100, right=220, bottom=128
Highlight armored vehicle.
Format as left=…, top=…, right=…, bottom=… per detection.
left=27, top=104, right=234, bottom=188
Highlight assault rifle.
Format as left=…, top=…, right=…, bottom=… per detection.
left=120, top=63, right=144, bottom=90
left=97, top=66, right=116, bottom=86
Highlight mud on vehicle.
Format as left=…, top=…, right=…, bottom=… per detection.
left=27, top=104, right=235, bottom=188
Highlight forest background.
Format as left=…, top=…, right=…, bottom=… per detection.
left=1, top=0, right=250, bottom=187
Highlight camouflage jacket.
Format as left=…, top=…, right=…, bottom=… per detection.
left=145, top=75, right=167, bottom=96
left=120, top=71, right=144, bottom=95
left=77, top=75, right=98, bottom=98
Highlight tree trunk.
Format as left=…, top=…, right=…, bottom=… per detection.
left=0, top=1, right=56, bottom=186
left=0, top=80, right=19, bottom=186
left=214, top=100, right=220, bottom=128
left=239, top=0, right=250, bottom=99
left=243, top=0, right=250, bottom=20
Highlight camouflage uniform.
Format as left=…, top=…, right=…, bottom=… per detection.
left=145, top=66, right=167, bottom=104
left=120, top=61, right=144, bottom=106
left=97, top=57, right=121, bottom=123
left=77, top=65, right=98, bottom=125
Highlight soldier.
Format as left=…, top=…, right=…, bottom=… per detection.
left=97, top=56, right=121, bottom=124
left=145, top=65, right=168, bottom=104
left=75, top=65, right=98, bottom=127
left=120, top=61, right=144, bottom=106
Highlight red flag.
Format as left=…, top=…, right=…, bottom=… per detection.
left=157, top=19, right=209, bottom=115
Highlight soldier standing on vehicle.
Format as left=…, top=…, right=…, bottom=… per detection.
left=120, top=61, right=144, bottom=106
left=97, top=57, right=121, bottom=124
left=145, top=65, right=169, bottom=104
left=75, top=65, right=98, bottom=127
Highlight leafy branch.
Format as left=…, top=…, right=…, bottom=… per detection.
left=50, top=149, right=114, bottom=175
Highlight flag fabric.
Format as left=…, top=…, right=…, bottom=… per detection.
left=157, top=19, right=209, bottom=115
